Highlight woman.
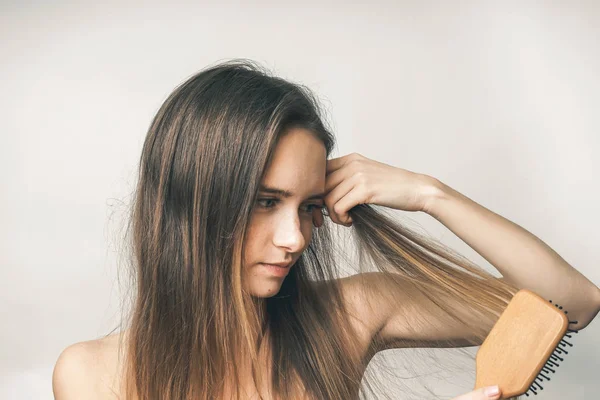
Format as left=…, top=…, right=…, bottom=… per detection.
left=52, top=59, right=600, bottom=400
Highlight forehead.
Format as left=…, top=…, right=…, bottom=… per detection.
left=261, top=127, right=327, bottom=190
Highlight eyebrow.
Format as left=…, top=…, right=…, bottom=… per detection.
left=259, top=185, right=325, bottom=201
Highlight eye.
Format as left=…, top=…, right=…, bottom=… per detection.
left=257, top=198, right=279, bottom=209
left=301, top=204, right=325, bottom=214
left=256, top=198, right=324, bottom=215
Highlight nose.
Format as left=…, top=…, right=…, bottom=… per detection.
left=272, top=210, right=306, bottom=252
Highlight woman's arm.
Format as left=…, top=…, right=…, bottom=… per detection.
left=422, top=176, right=600, bottom=331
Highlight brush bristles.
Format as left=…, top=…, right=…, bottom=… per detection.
left=523, top=300, right=578, bottom=397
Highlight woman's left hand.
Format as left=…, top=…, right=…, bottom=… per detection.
left=320, top=152, right=435, bottom=227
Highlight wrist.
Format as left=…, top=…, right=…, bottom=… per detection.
left=419, top=174, right=448, bottom=216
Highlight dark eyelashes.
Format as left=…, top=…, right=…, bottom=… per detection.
left=256, top=198, right=325, bottom=213
left=256, top=198, right=278, bottom=208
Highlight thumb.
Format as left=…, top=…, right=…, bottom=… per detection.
left=451, top=385, right=502, bottom=400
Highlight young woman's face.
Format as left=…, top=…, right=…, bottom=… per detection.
left=243, top=127, right=327, bottom=297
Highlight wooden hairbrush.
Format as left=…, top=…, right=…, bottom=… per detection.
left=474, top=289, right=579, bottom=398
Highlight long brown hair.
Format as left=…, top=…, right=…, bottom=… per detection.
left=110, top=59, right=521, bottom=399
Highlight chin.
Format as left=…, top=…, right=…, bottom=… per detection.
left=247, top=281, right=284, bottom=298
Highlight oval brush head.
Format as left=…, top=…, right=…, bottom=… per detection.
left=474, top=289, right=578, bottom=398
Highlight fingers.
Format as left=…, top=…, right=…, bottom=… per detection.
left=324, top=154, right=365, bottom=227
left=451, top=386, right=501, bottom=400
left=323, top=171, right=355, bottom=225
left=325, top=153, right=358, bottom=174
left=323, top=167, right=345, bottom=195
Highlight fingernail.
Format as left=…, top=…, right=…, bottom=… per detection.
left=484, top=385, right=500, bottom=398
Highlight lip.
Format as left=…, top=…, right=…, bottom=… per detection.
left=263, top=261, right=292, bottom=268
left=260, top=263, right=291, bottom=277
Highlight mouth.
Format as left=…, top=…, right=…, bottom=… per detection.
left=262, top=261, right=292, bottom=268
left=259, top=263, right=291, bottom=277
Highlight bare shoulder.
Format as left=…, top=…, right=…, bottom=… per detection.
left=53, top=331, right=127, bottom=400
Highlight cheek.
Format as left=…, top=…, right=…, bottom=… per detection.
left=243, top=221, right=261, bottom=263
left=243, top=217, right=280, bottom=261
left=302, top=221, right=314, bottom=247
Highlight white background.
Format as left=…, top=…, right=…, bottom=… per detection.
left=1, top=1, right=599, bottom=399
